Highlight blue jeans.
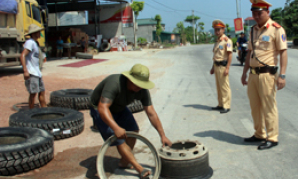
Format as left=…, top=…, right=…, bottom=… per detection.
left=89, top=107, right=139, bottom=146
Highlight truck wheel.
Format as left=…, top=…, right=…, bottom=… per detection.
left=100, top=42, right=111, bottom=52
left=159, top=141, right=213, bottom=179
left=50, top=89, right=93, bottom=110
left=0, top=127, right=54, bottom=176
left=9, top=107, right=84, bottom=140
left=75, top=52, right=93, bottom=59
left=127, top=100, right=144, bottom=113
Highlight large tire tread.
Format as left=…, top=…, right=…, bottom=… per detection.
left=0, top=127, right=54, bottom=176
left=9, top=108, right=84, bottom=140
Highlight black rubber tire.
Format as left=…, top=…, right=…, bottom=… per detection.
left=9, top=107, right=84, bottom=140
left=75, top=52, right=93, bottom=59
left=0, top=127, right=54, bottom=176
left=160, top=152, right=213, bottom=179
left=100, top=42, right=111, bottom=52
left=127, top=100, right=144, bottom=113
left=50, top=89, right=93, bottom=110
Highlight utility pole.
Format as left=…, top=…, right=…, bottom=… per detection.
left=236, top=0, right=240, bottom=18
left=132, top=0, right=137, bottom=49
left=192, top=10, right=195, bottom=43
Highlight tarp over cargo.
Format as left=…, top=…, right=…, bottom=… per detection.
left=0, top=0, right=18, bottom=14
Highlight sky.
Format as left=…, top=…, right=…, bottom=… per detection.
left=136, top=0, right=287, bottom=32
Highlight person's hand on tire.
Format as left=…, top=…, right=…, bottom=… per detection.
left=114, top=127, right=127, bottom=139
left=161, top=136, right=172, bottom=147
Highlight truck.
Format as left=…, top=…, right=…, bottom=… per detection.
left=0, top=0, right=47, bottom=68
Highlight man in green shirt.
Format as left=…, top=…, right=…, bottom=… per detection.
left=90, top=64, right=172, bottom=178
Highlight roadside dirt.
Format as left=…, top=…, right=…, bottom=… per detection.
left=0, top=49, right=166, bottom=179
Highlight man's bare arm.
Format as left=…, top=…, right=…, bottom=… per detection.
left=98, top=97, right=126, bottom=139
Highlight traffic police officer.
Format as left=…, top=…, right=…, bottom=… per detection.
left=211, top=20, right=233, bottom=114
left=241, top=0, right=288, bottom=150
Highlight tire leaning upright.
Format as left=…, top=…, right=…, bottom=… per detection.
left=50, top=89, right=93, bottom=110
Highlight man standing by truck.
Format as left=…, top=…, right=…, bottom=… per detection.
left=20, top=24, right=47, bottom=109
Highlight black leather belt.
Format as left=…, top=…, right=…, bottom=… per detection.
left=250, top=66, right=278, bottom=75
left=214, top=60, right=227, bottom=66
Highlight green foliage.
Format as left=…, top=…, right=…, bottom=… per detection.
left=131, top=1, right=144, bottom=17
left=137, top=37, right=147, bottom=44
left=226, top=24, right=231, bottom=35
left=155, top=14, right=162, bottom=42
left=198, top=22, right=204, bottom=31
left=270, top=7, right=283, bottom=25
left=231, top=37, right=237, bottom=48
left=185, top=15, right=201, bottom=24
left=174, top=21, right=185, bottom=34
left=283, top=0, right=298, bottom=36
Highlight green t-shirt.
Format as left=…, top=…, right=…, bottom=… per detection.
left=90, top=74, right=152, bottom=113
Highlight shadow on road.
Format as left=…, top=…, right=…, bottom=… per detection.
left=231, top=63, right=244, bottom=67
left=183, top=104, right=212, bottom=111
left=194, top=130, right=259, bottom=146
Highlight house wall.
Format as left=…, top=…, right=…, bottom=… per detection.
left=123, top=25, right=155, bottom=43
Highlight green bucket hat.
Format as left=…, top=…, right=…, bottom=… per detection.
left=122, top=64, right=155, bottom=89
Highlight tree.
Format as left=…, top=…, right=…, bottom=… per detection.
left=155, top=15, right=162, bottom=42
left=197, top=22, right=205, bottom=43
left=225, top=24, right=231, bottom=36
left=283, top=0, right=298, bottom=37
left=173, top=21, right=186, bottom=44
left=131, top=1, right=144, bottom=48
left=185, top=15, right=200, bottom=43
left=184, top=15, right=201, bottom=24
left=270, top=7, right=283, bottom=25
left=131, top=1, right=144, bottom=18
left=174, top=21, right=185, bottom=34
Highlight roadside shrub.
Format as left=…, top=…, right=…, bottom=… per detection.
left=138, top=37, right=147, bottom=44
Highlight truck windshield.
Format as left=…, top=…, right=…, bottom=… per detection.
left=32, top=5, right=41, bottom=23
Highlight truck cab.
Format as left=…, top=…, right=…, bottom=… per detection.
left=0, top=0, right=47, bottom=67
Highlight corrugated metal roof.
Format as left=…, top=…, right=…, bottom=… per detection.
left=137, top=18, right=165, bottom=26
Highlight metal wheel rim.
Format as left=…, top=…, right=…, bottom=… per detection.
left=96, top=131, right=161, bottom=179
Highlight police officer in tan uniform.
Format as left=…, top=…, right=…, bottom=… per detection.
left=241, top=0, right=288, bottom=150
left=211, top=20, right=233, bottom=113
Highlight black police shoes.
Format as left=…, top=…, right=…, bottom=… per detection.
left=220, top=108, right=230, bottom=113
left=244, top=135, right=266, bottom=142
left=258, top=141, right=278, bottom=150
left=211, top=106, right=223, bottom=110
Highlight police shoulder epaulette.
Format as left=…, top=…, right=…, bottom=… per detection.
left=272, top=22, right=281, bottom=28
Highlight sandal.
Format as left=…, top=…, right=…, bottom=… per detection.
left=139, top=169, right=151, bottom=179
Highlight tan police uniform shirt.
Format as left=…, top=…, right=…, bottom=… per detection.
left=248, top=18, right=287, bottom=67
left=213, top=34, right=233, bottom=62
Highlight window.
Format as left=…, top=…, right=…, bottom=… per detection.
left=0, top=14, right=7, bottom=27
left=25, top=2, right=31, bottom=17
left=32, top=5, right=41, bottom=23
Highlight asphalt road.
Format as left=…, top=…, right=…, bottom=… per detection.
left=120, top=45, right=298, bottom=179
left=1, top=45, right=297, bottom=179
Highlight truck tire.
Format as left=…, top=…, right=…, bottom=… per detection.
left=127, top=100, right=144, bottom=113
left=50, top=89, right=93, bottom=110
left=0, top=127, right=54, bottom=176
left=159, top=141, right=213, bottom=179
left=75, top=52, right=93, bottom=59
left=293, top=38, right=298, bottom=46
left=9, top=107, right=84, bottom=140
left=100, top=42, right=111, bottom=52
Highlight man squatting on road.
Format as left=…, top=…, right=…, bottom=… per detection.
left=20, top=24, right=47, bottom=109
left=241, top=0, right=288, bottom=150
left=89, top=64, right=172, bottom=178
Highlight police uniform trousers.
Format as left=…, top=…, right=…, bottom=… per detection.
left=247, top=73, right=278, bottom=142
left=214, top=64, right=231, bottom=109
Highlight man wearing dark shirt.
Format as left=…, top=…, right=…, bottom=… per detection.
left=237, top=32, right=248, bottom=59
left=90, top=64, right=172, bottom=178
